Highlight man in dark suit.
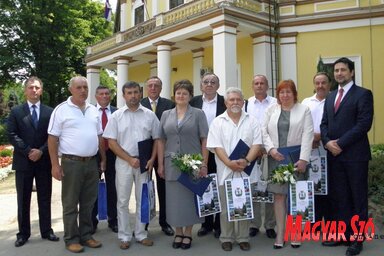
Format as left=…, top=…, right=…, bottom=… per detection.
left=7, top=76, right=59, bottom=247
left=141, top=76, right=175, bottom=236
left=320, top=57, right=374, bottom=256
left=92, top=86, right=118, bottom=233
left=189, top=72, right=226, bottom=238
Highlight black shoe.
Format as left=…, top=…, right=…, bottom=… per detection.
left=214, top=229, right=221, bottom=239
left=172, top=235, right=183, bottom=249
left=197, top=227, right=212, bottom=237
left=266, top=229, right=277, bottom=239
left=161, top=224, right=174, bottom=236
left=108, top=224, right=118, bottom=233
left=42, top=232, right=60, bottom=242
left=322, top=241, right=345, bottom=247
left=273, top=242, right=284, bottom=249
left=346, top=242, right=363, bottom=256
left=249, top=227, right=259, bottom=237
left=180, top=236, right=192, bottom=250
left=15, top=237, right=28, bottom=247
left=291, top=242, right=301, bottom=248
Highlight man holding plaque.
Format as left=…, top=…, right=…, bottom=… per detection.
left=207, top=87, right=262, bottom=251
left=102, top=81, right=160, bottom=250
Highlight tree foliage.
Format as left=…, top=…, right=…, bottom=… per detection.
left=0, top=0, right=114, bottom=107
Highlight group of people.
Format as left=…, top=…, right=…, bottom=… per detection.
left=7, top=57, right=373, bottom=256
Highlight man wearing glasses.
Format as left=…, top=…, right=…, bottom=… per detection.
left=189, top=72, right=226, bottom=239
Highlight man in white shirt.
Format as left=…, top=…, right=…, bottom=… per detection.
left=103, top=81, right=160, bottom=250
left=207, top=87, right=262, bottom=251
left=302, top=72, right=332, bottom=238
left=246, top=75, right=277, bottom=239
left=48, top=76, right=106, bottom=253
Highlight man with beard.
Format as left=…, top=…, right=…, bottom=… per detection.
left=207, top=87, right=262, bottom=251
left=103, top=81, right=160, bottom=250
left=320, top=57, right=373, bottom=256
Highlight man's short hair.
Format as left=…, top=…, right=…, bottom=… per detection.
left=24, top=76, right=43, bottom=88
left=224, top=87, right=243, bottom=101
left=145, top=76, right=162, bottom=86
left=334, top=57, right=355, bottom=72
left=122, top=81, right=140, bottom=94
left=69, top=76, right=87, bottom=88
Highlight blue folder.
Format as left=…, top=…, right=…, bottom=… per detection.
left=177, top=172, right=211, bottom=197
left=138, top=138, right=154, bottom=173
left=228, top=139, right=256, bottom=175
left=277, top=145, right=301, bottom=164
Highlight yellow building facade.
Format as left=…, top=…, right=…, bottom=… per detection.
left=85, top=0, right=384, bottom=143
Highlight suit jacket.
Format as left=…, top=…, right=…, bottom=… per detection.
left=189, top=94, right=226, bottom=117
left=141, top=97, right=175, bottom=120
left=159, top=106, right=209, bottom=181
left=263, top=103, right=314, bottom=162
left=7, top=102, right=53, bottom=171
left=320, top=84, right=373, bottom=162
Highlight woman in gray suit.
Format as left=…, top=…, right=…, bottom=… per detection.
left=157, top=80, right=209, bottom=250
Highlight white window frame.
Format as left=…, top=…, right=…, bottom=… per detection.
left=131, top=0, right=147, bottom=25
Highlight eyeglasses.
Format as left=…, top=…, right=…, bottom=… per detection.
left=203, top=80, right=216, bottom=85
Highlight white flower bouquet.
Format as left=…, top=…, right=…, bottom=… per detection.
left=270, top=163, right=296, bottom=185
left=171, top=153, right=204, bottom=179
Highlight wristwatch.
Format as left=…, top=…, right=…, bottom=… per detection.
left=244, top=158, right=251, bottom=166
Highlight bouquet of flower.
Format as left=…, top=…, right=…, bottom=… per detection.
left=269, top=163, right=296, bottom=185
left=171, top=153, right=203, bottom=179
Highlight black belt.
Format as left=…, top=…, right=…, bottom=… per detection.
left=62, top=154, right=96, bottom=162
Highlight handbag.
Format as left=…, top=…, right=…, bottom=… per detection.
left=97, top=173, right=107, bottom=221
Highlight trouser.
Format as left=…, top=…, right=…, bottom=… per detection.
left=250, top=202, right=276, bottom=229
left=219, top=185, right=249, bottom=243
left=61, top=157, right=98, bottom=245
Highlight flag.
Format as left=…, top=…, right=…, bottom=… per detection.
left=104, top=0, right=112, bottom=22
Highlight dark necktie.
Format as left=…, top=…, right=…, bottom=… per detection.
left=101, top=108, right=109, bottom=150
left=334, top=88, right=344, bottom=113
left=31, top=105, right=38, bottom=128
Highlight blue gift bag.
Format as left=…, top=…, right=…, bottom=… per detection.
left=141, top=180, right=156, bottom=223
left=98, top=177, right=107, bottom=221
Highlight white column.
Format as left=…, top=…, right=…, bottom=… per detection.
left=154, top=41, right=174, bottom=98
left=252, top=32, right=277, bottom=95
left=120, top=1, right=128, bottom=31
left=86, top=66, right=100, bottom=105
left=116, top=57, right=130, bottom=108
left=280, top=32, right=298, bottom=85
left=149, top=60, right=158, bottom=77
left=192, top=48, right=204, bottom=96
left=211, top=21, right=238, bottom=95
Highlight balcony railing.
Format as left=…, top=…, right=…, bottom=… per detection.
left=87, top=0, right=267, bottom=56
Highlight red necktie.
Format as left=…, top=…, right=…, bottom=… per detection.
left=102, top=108, right=108, bottom=150
left=334, top=88, right=344, bottom=113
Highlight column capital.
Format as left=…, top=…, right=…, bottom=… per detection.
left=191, top=47, right=204, bottom=54
left=148, top=59, right=157, bottom=65
left=114, top=56, right=132, bottom=62
left=86, top=65, right=101, bottom=70
left=210, top=20, right=238, bottom=29
left=153, top=40, right=175, bottom=47
left=279, top=32, right=298, bottom=38
left=250, top=31, right=276, bottom=39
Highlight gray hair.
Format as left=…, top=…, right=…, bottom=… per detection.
left=224, top=87, right=243, bottom=101
left=69, top=76, right=88, bottom=88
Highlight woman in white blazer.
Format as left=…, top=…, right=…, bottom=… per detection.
left=262, top=80, right=313, bottom=249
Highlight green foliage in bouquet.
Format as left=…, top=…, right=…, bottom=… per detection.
left=171, top=153, right=203, bottom=178
left=270, top=163, right=296, bottom=185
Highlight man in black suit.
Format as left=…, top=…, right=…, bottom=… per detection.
left=189, top=72, right=226, bottom=239
left=7, top=76, right=59, bottom=247
left=92, top=86, right=118, bottom=233
left=320, top=57, right=374, bottom=256
left=141, top=76, right=175, bottom=236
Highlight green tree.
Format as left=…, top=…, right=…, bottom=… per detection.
left=0, top=0, right=114, bottom=107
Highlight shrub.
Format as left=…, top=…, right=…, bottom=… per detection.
left=0, top=123, right=8, bottom=145
left=0, top=148, right=12, bottom=157
left=368, top=144, right=384, bottom=204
